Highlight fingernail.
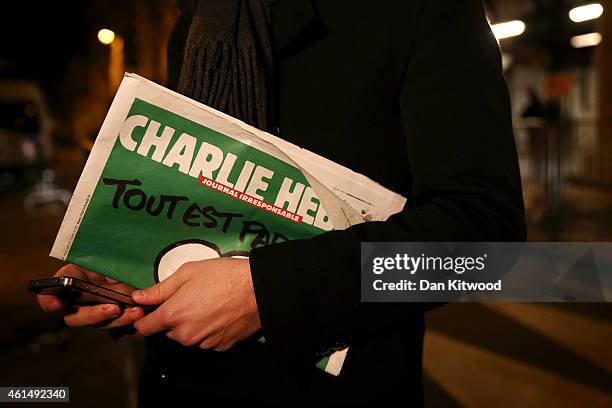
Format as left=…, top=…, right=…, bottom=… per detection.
left=132, top=290, right=143, bottom=300
left=104, top=305, right=120, bottom=317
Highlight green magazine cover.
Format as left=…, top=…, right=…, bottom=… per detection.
left=51, top=73, right=406, bottom=376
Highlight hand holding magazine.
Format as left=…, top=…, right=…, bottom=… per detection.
left=51, top=73, right=406, bottom=376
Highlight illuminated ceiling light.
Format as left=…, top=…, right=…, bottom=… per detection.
left=490, top=20, right=526, bottom=40
left=570, top=32, right=602, bottom=48
left=97, top=29, right=116, bottom=45
left=569, top=3, right=603, bottom=22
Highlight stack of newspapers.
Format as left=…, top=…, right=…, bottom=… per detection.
left=51, top=73, right=406, bottom=376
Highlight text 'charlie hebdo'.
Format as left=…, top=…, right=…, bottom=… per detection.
left=117, top=114, right=333, bottom=229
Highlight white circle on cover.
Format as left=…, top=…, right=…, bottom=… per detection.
left=156, top=243, right=249, bottom=282
left=157, top=243, right=220, bottom=282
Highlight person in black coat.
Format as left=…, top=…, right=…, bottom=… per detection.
left=39, top=0, right=526, bottom=405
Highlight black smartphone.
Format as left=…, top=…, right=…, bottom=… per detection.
left=29, top=276, right=141, bottom=309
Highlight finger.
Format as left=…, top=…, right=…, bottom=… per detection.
left=54, top=264, right=106, bottom=291
left=55, top=264, right=86, bottom=279
left=37, top=294, right=63, bottom=312
left=199, top=333, right=222, bottom=350
left=168, top=324, right=207, bottom=346
left=64, top=304, right=121, bottom=327
left=214, top=342, right=234, bottom=352
left=132, top=273, right=186, bottom=305
left=105, top=276, right=120, bottom=284
left=133, top=307, right=176, bottom=336
left=64, top=264, right=110, bottom=285
left=102, top=307, right=144, bottom=329
left=78, top=266, right=109, bottom=283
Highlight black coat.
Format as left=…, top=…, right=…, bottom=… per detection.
left=140, top=0, right=526, bottom=406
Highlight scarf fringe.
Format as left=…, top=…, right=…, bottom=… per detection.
left=177, top=1, right=274, bottom=132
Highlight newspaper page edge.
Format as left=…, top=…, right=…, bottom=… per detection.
left=49, top=75, right=140, bottom=260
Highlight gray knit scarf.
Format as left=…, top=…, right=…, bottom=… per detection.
left=177, top=0, right=275, bottom=131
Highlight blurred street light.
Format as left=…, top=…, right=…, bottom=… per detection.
left=97, top=29, right=116, bottom=45
left=501, top=53, right=514, bottom=72
left=570, top=32, right=602, bottom=48
left=95, top=28, right=124, bottom=94
left=569, top=3, right=604, bottom=22
left=490, top=20, right=526, bottom=40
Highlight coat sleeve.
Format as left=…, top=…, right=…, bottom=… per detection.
left=249, top=0, right=526, bottom=368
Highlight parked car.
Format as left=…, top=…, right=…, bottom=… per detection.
left=0, top=80, right=53, bottom=185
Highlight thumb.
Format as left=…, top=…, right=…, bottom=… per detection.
left=132, top=273, right=184, bottom=305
